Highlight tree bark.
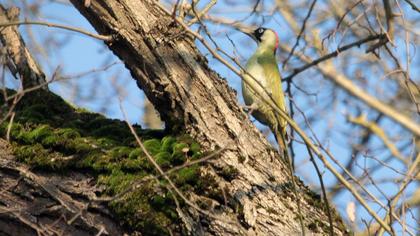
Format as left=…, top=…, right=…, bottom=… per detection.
left=66, top=0, right=347, bottom=235
left=0, top=6, right=46, bottom=89
left=0, top=139, right=126, bottom=236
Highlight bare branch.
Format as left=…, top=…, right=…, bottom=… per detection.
left=0, top=5, right=46, bottom=89
left=403, top=0, right=420, bottom=12
left=283, top=34, right=386, bottom=81
left=0, top=21, right=113, bottom=41
left=282, top=0, right=318, bottom=68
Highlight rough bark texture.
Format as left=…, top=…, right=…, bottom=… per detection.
left=0, top=139, right=126, bottom=236
left=66, top=0, right=347, bottom=235
left=0, top=6, right=46, bottom=89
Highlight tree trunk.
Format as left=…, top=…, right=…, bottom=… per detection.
left=65, top=0, right=347, bottom=235
left=0, top=139, right=127, bottom=236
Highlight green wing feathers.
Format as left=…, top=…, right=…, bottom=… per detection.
left=259, top=57, right=287, bottom=125
left=259, top=55, right=288, bottom=151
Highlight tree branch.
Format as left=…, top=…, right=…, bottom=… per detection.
left=0, top=5, right=46, bottom=89
left=67, top=0, right=348, bottom=234
left=0, top=21, right=113, bottom=41
left=282, top=0, right=318, bottom=68
left=283, top=34, right=386, bottom=81
left=278, top=42, right=420, bottom=137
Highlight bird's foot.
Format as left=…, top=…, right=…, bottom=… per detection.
left=242, top=103, right=258, bottom=115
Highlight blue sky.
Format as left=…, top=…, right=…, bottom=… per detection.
left=3, top=0, right=419, bottom=233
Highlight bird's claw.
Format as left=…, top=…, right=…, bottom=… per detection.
left=242, top=103, right=258, bottom=115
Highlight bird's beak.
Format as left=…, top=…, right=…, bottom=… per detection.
left=237, top=26, right=257, bottom=42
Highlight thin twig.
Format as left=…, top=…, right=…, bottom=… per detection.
left=187, top=0, right=216, bottom=26
left=119, top=101, right=240, bottom=227
left=96, top=107, right=251, bottom=203
left=322, top=0, right=365, bottom=49
left=283, top=34, right=385, bottom=82
left=347, top=114, right=408, bottom=164
left=382, top=0, right=395, bottom=42
left=282, top=0, right=318, bottom=68
left=5, top=111, right=14, bottom=141
left=0, top=21, right=113, bottom=41
left=402, top=0, right=420, bottom=12
left=305, top=144, right=334, bottom=236
left=161, top=5, right=403, bottom=233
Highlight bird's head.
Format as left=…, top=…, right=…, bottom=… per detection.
left=242, top=27, right=279, bottom=53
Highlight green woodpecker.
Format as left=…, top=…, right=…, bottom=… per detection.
left=241, top=27, right=288, bottom=152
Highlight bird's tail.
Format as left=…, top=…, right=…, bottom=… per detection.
left=274, top=125, right=290, bottom=163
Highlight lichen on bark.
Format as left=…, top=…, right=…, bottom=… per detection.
left=0, top=90, right=211, bottom=235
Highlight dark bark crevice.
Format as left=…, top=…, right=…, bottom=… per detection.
left=67, top=0, right=347, bottom=234
left=0, top=0, right=348, bottom=234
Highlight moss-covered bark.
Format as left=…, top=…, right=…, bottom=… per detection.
left=0, top=90, right=209, bottom=235
left=62, top=1, right=349, bottom=234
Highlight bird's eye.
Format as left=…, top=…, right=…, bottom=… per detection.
left=258, top=28, right=264, bottom=33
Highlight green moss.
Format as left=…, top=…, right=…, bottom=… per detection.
left=65, top=138, right=93, bottom=153
left=110, top=146, right=133, bottom=159
left=18, top=104, right=54, bottom=123
left=143, top=139, right=161, bottom=155
left=189, top=142, right=201, bottom=158
left=20, top=125, right=54, bottom=144
left=171, top=142, right=188, bottom=163
left=0, top=123, right=23, bottom=138
left=14, top=144, right=66, bottom=170
left=41, top=132, right=59, bottom=146
left=56, top=128, right=81, bottom=139
left=160, top=136, right=176, bottom=152
left=15, top=144, right=48, bottom=162
left=101, top=170, right=175, bottom=235
left=120, top=158, right=143, bottom=171
left=137, top=156, right=153, bottom=171
left=0, top=89, right=209, bottom=235
left=92, top=123, right=130, bottom=140
left=129, top=148, right=142, bottom=159
left=96, top=137, right=117, bottom=148
left=175, top=165, right=199, bottom=186
left=154, top=152, right=171, bottom=168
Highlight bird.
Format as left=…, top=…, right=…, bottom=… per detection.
left=241, top=27, right=288, bottom=153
